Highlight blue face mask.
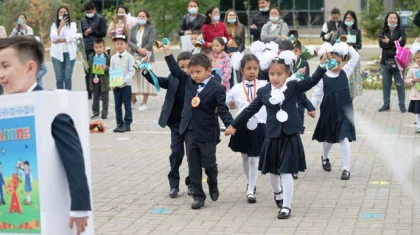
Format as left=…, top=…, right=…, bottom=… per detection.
left=138, top=19, right=147, bottom=25
left=18, top=18, right=24, bottom=25
left=270, top=16, right=279, bottom=23
left=227, top=18, right=236, bottom=24
left=321, top=59, right=339, bottom=70
left=344, top=21, right=354, bottom=27
left=213, top=15, right=220, bottom=22
left=188, top=8, right=198, bottom=15
left=388, top=23, right=398, bottom=28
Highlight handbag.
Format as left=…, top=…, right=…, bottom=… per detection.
left=395, top=40, right=411, bottom=69
left=385, top=58, right=398, bottom=71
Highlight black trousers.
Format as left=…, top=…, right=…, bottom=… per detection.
left=185, top=130, right=218, bottom=201
left=298, top=102, right=305, bottom=128
left=113, top=86, right=132, bottom=127
left=168, top=124, right=190, bottom=188
left=92, top=79, right=109, bottom=117
left=84, top=50, right=94, bottom=98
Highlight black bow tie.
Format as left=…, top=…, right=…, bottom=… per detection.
left=119, top=55, right=122, bottom=59
left=197, top=83, right=205, bottom=86
left=246, top=83, right=254, bottom=87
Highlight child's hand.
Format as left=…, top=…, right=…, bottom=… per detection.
left=83, top=63, right=89, bottom=70
left=228, top=102, right=237, bottom=109
left=307, top=110, right=316, bottom=118
left=102, top=65, right=107, bottom=70
left=163, top=41, right=171, bottom=55
left=93, top=77, right=99, bottom=84
left=320, top=52, right=330, bottom=65
left=225, top=125, right=237, bottom=136
left=297, top=67, right=306, bottom=76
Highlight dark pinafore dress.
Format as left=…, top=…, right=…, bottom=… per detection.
left=312, top=70, right=356, bottom=143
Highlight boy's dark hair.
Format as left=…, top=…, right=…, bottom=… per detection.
left=0, top=36, right=44, bottom=73
left=293, top=40, right=302, bottom=51
left=84, top=2, right=96, bottom=11
left=331, top=8, right=340, bottom=15
left=24, top=161, right=30, bottom=166
left=189, top=53, right=212, bottom=69
left=288, top=30, right=299, bottom=39
left=200, top=47, right=213, bottom=55
left=188, top=0, right=200, bottom=7
left=177, top=52, right=193, bottom=62
left=191, top=30, right=201, bottom=35
left=94, top=38, right=105, bottom=46
left=278, top=40, right=294, bottom=51
left=240, top=54, right=260, bottom=71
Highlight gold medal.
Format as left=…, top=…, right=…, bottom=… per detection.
left=191, top=96, right=201, bottom=108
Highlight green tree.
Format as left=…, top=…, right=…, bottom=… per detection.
left=361, top=0, right=384, bottom=37
left=0, top=0, right=30, bottom=36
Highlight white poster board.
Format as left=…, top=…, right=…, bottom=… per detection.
left=0, top=91, right=94, bottom=235
left=180, top=35, right=193, bottom=52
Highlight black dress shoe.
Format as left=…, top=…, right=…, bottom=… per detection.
left=209, top=184, right=219, bottom=201
left=321, top=156, right=332, bottom=172
left=91, top=115, right=99, bottom=120
left=101, top=116, right=107, bottom=120
left=247, top=194, right=256, bottom=203
left=169, top=188, right=179, bottom=198
left=274, top=191, right=283, bottom=208
left=341, top=170, right=351, bottom=180
left=113, top=126, right=122, bottom=133
left=114, top=126, right=126, bottom=133
left=191, top=199, right=205, bottom=209
left=399, top=104, right=407, bottom=113
left=378, top=105, right=390, bottom=112
left=292, top=174, right=298, bottom=179
left=278, top=207, right=292, bottom=219
left=187, top=185, right=193, bottom=196
left=123, top=126, right=131, bottom=132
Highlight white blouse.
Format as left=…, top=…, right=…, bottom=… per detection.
left=226, top=80, right=268, bottom=124
left=50, top=22, right=78, bottom=62
left=136, top=30, right=144, bottom=47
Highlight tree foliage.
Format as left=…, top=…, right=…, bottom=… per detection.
left=360, top=0, right=384, bottom=37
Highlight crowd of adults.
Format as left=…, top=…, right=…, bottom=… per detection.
left=0, top=0, right=419, bottom=113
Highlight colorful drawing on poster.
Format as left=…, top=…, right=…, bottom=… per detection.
left=109, top=68, right=124, bottom=88
left=92, top=56, right=106, bottom=75
left=0, top=106, right=41, bottom=233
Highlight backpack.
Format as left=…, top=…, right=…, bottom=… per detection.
left=395, top=40, right=411, bottom=69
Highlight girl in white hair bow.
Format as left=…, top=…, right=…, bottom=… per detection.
left=225, top=51, right=329, bottom=219
left=311, top=40, right=360, bottom=181
left=405, top=42, right=420, bottom=133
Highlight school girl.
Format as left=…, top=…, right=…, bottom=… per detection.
left=226, top=54, right=268, bottom=203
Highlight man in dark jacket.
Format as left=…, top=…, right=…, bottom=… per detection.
left=81, top=2, right=107, bottom=99
left=250, top=0, right=270, bottom=42
left=320, top=8, right=342, bottom=43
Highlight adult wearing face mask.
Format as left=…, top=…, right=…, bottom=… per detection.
left=179, top=0, right=206, bottom=36
left=108, top=6, right=132, bottom=55
left=128, top=9, right=156, bottom=111
left=332, top=11, right=362, bottom=100
left=10, top=13, right=33, bottom=36
left=224, top=9, right=245, bottom=85
left=250, top=0, right=270, bottom=42
left=320, top=8, right=342, bottom=44
left=201, top=6, right=232, bottom=48
left=260, top=8, right=289, bottom=44
left=81, top=2, right=107, bottom=100
left=378, top=11, right=407, bottom=113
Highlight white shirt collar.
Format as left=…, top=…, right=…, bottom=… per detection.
left=27, top=83, right=37, bottom=92
left=117, top=51, right=127, bottom=57
left=202, top=77, right=211, bottom=85
left=96, top=53, right=105, bottom=57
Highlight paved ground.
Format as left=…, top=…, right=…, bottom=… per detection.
left=40, top=50, right=420, bottom=235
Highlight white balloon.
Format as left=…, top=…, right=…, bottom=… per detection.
left=276, top=110, right=288, bottom=122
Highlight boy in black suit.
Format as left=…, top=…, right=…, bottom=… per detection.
left=163, top=42, right=233, bottom=209
left=0, top=36, right=91, bottom=234
left=141, top=52, right=193, bottom=198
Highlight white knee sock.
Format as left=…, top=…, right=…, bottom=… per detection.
left=247, top=157, right=259, bottom=195
left=322, top=142, right=334, bottom=160
left=268, top=173, right=283, bottom=200
left=340, top=138, right=351, bottom=171
left=241, top=154, right=249, bottom=181
left=280, top=174, right=294, bottom=212
left=416, top=114, right=420, bottom=128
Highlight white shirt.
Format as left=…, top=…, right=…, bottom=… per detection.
left=197, top=77, right=211, bottom=93
left=226, top=79, right=268, bottom=124
left=310, top=46, right=360, bottom=107
left=50, top=22, right=78, bottom=62
left=136, top=30, right=144, bottom=47
left=26, top=82, right=90, bottom=218
left=10, top=24, right=33, bottom=36
left=110, top=50, right=135, bottom=85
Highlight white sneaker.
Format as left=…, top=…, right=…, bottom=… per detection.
left=138, top=104, right=148, bottom=111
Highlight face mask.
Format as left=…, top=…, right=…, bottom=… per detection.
left=388, top=23, right=398, bottom=28
left=18, top=18, right=24, bottom=25
left=117, top=14, right=125, bottom=17
left=86, top=13, right=95, bottom=18
left=58, top=16, right=63, bottom=20
left=188, top=8, right=198, bottom=15
left=138, top=19, right=147, bottom=25
left=326, top=59, right=339, bottom=70
left=227, top=18, right=236, bottom=24
left=344, top=21, right=354, bottom=27
left=213, top=15, right=220, bottom=22
left=270, top=16, right=279, bottom=23
left=260, top=7, right=269, bottom=12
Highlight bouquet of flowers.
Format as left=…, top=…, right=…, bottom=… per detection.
left=110, top=28, right=124, bottom=40
left=300, top=45, right=317, bottom=60
left=73, top=33, right=87, bottom=64
left=89, top=120, right=106, bottom=133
